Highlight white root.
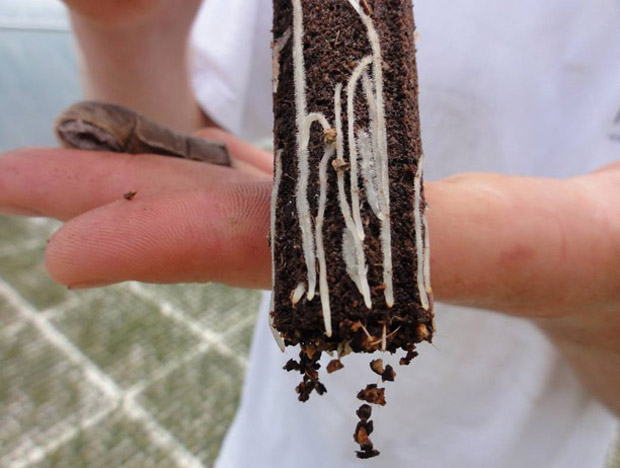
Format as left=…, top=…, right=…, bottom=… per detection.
left=297, top=111, right=332, bottom=303
left=272, top=28, right=292, bottom=94
left=346, top=0, right=363, bottom=15
left=275, top=0, right=429, bottom=336
left=413, top=156, right=430, bottom=311
left=303, top=112, right=331, bottom=132
left=270, top=150, right=282, bottom=289
left=335, top=84, right=372, bottom=308
left=346, top=56, right=373, bottom=241
left=357, top=130, right=383, bottom=219
left=342, top=230, right=365, bottom=299
left=337, top=340, right=353, bottom=358
left=291, top=282, right=306, bottom=305
left=291, top=0, right=308, bottom=119
left=292, top=0, right=317, bottom=301
left=423, top=207, right=433, bottom=297
left=269, top=150, right=285, bottom=352
left=360, top=7, right=395, bottom=307
left=361, top=71, right=387, bottom=216
left=351, top=5, right=395, bottom=307
left=381, top=215, right=395, bottom=308
left=316, top=144, right=336, bottom=336
left=269, top=296, right=285, bottom=352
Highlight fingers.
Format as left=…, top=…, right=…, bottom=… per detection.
left=427, top=172, right=620, bottom=316
left=590, top=160, right=620, bottom=174
left=0, top=147, right=251, bottom=221
left=0, top=129, right=273, bottom=221
left=5, top=140, right=617, bottom=315
left=45, top=182, right=272, bottom=289
left=195, top=128, right=274, bottom=176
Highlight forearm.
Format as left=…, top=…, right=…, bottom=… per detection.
left=69, top=9, right=210, bottom=133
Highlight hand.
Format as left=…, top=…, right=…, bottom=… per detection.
left=0, top=140, right=618, bottom=412
left=65, top=0, right=207, bottom=132
left=62, top=0, right=202, bottom=31
left=0, top=129, right=273, bottom=288
left=431, top=163, right=620, bottom=318
left=429, top=163, right=620, bottom=415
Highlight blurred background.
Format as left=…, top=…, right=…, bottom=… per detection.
left=0, top=1, right=619, bottom=468
left=0, top=1, right=261, bottom=466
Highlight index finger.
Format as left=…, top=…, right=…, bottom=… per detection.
left=0, top=147, right=254, bottom=221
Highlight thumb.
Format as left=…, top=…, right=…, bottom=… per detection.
left=427, top=171, right=620, bottom=317
left=45, top=181, right=272, bottom=289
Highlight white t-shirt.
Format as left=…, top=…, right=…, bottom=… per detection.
left=190, top=1, right=620, bottom=467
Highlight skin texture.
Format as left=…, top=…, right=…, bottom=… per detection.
left=1, top=143, right=619, bottom=415
left=66, top=0, right=209, bottom=132
left=1, top=0, right=618, bottom=420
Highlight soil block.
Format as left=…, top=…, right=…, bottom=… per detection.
left=270, top=0, right=434, bottom=458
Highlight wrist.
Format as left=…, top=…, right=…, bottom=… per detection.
left=69, top=9, right=206, bottom=132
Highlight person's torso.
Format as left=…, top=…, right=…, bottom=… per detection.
left=189, top=1, right=620, bottom=466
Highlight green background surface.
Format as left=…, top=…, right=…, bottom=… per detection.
left=0, top=213, right=261, bottom=468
